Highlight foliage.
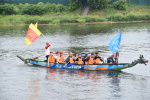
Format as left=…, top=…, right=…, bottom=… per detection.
left=45, top=2, right=56, bottom=12
left=56, top=4, right=64, bottom=12
left=69, top=0, right=82, bottom=11
left=22, top=4, right=46, bottom=15
left=113, top=0, right=127, bottom=10
left=87, top=0, right=111, bottom=9
left=0, top=4, right=16, bottom=15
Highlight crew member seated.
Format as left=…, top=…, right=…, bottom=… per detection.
left=107, top=51, right=114, bottom=64
left=55, top=51, right=60, bottom=63
left=76, top=54, right=84, bottom=65
left=59, top=52, right=65, bottom=64
left=65, top=52, right=75, bottom=64
left=49, top=52, right=55, bottom=63
left=95, top=51, right=103, bottom=64
left=85, top=52, right=95, bottom=65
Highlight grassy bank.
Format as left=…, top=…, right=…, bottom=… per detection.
left=0, top=4, right=150, bottom=25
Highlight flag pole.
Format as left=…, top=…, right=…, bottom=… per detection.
left=41, top=33, right=49, bottom=43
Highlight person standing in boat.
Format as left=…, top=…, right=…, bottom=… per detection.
left=49, top=52, right=55, bottom=63
left=55, top=51, right=60, bottom=63
left=76, top=54, right=84, bottom=65
left=59, top=52, right=65, bottom=64
left=85, top=52, right=95, bottom=65
left=94, top=51, right=103, bottom=64
left=65, top=52, right=75, bottom=64
left=45, top=42, right=51, bottom=62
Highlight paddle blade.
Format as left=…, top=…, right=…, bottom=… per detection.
left=67, top=63, right=75, bottom=67
left=50, top=64, right=56, bottom=69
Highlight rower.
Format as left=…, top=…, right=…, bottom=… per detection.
left=65, top=51, right=71, bottom=59
left=55, top=51, right=60, bottom=63
left=49, top=52, right=55, bottom=63
left=76, top=54, right=83, bottom=65
left=65, top=52, right=75, bottom=64
left=45, top=42, right=51, bottom=62
left=107, top=51, right=114, bottom=64
left=85, top=52, right=95, bottom=65
left=59, top=52, right=65, bottom=64
left=94, top=51, right=103, bottom=64
left=83, top=53, right=88, bottom=64
left=75, top=53, right=78, bottom=60
left=114, top=51, right=119, bottom=64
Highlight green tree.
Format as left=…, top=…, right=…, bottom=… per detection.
left=87, top=0, right=111, bottom=9
left=0, top=4, right=16, bottom=15
left=69, top=0, right=82, bottom=11
left=113, top=0, right=127, bottom=10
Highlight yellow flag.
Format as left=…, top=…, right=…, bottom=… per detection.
left=25, top=23, right=41, bottom=46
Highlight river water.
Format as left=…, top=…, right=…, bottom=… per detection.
left=0, top=22, right=150, bottom=100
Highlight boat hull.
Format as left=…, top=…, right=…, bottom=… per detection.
left=26, top=59, right=128, bottom=71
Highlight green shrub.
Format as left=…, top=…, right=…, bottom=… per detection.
left=87, top=0, right=111, bottom=9
left=113, top=0, right=127, bottom=10
left=56, top=4, right=64, bottom=12
left=77, top=19, right=86, bottom=23
left=107, top=14, right=125, bottom=21
left=0, top=4, right=16, bottom=15
left=52, top=20, right=60, bottom=24
left=22, top=4, right=46, bottom=15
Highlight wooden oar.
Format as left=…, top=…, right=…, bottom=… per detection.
left=33, top=53, right=45, bottom=60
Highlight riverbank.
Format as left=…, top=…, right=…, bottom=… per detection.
left=0, top=20, right=150, bottom=26
left=0, top=4, right=149, bottom=25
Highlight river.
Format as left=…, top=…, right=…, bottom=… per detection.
left=0, top=22, right=150, bottom=100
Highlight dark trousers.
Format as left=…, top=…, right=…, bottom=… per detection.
left=45, top=55, right=49, bottom=62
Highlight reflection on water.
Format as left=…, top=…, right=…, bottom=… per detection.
left=0, top=22, right=150, bottom=100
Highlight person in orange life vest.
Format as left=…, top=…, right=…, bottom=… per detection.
left=45, top=42, right=51, bottom=62
left=59, top=52, right=65, bottom=64
left=94, top=51, right=103, bottom=64
left=49, top=52, right=55, bottom=63
left=114, top=51, right=119, bottom=64
left=76, top=54, right=84, bottom=65
left=83, top=53, right=89, bottom=64
left=85, top=52, right=95, bottom=65
left=65, top=51, right=71, bottom=59
left=65, top=52, right=75, bottom=64
left=54, top=51, right=60, bottom=63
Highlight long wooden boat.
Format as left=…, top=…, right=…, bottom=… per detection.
left=17, top=55, right=148, bottom=71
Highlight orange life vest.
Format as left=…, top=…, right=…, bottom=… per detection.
left=89, top=57, right=94, bottom=64
left=49, top=56, right=55, bottom=63
left=95, top=58, right=100, bottom=64
left=59, top=56, right=65, bottom=64
left=69, top=57, right=74, bottom=64
left=78, top=58, right=83, bottom=65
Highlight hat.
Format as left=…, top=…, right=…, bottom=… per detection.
left=50, top=52, right=53, bottom=53
left=56, top=51, right=60, bottom=54
left=85, top=53, right=88, bottom=56
left=46, top=42, right=49, bottom=45
left=60, top=52, right=63, bottom=54
left=79, top=54, right=82, bottom=55
left=68, top=51, right=71, bottom=53
left=75, top=53, right=78, bottom=55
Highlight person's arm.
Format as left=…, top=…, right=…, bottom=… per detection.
left=65, top=57, right=69, bottom=63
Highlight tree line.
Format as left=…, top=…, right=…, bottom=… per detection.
left=0, top=0, right=127, bottom=15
